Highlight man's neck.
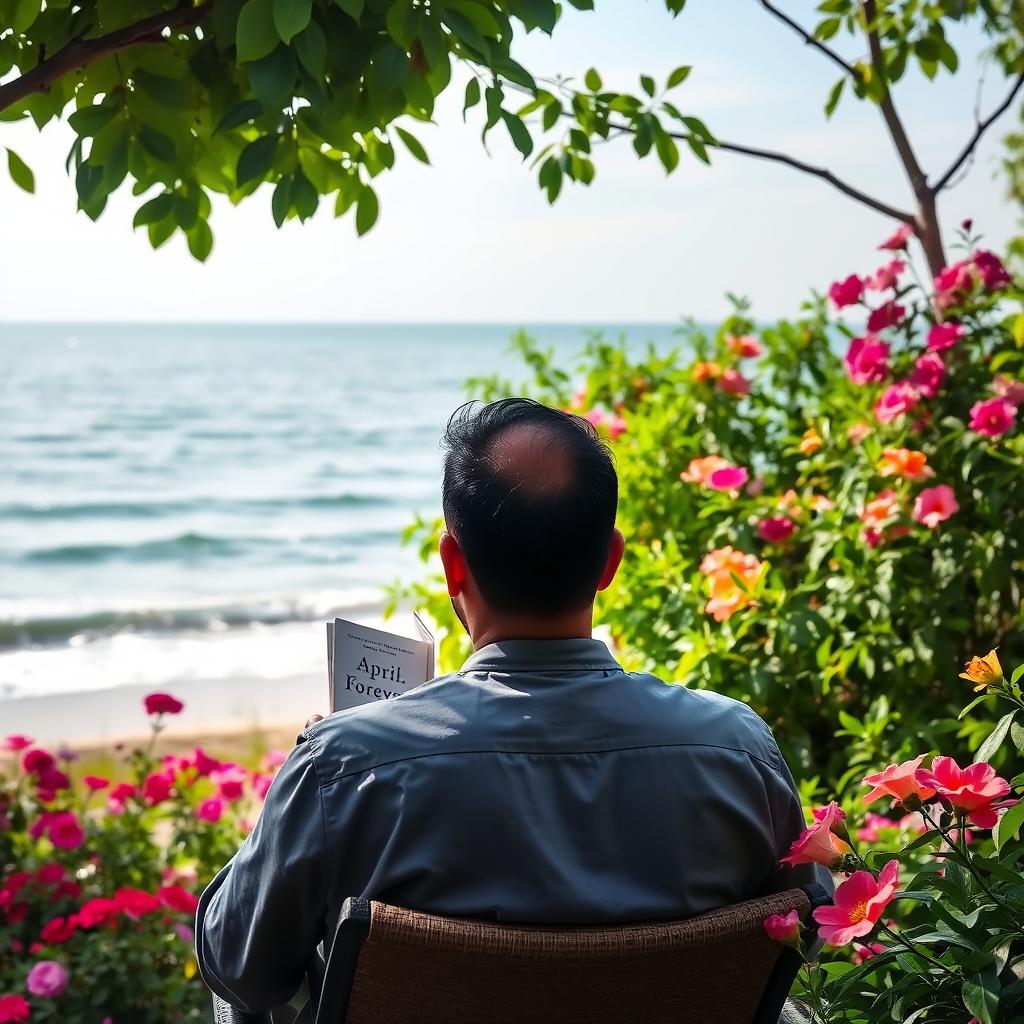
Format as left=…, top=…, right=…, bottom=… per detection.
left=470, top=611, right=594, bottom=651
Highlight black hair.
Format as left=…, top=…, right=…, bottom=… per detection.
left=441, top=398, right=618, bottom=616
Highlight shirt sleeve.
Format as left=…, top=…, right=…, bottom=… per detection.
left=196, top=734, right=330, bottom=1011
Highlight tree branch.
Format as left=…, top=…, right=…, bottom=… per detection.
left=757, top=0, right=862, bottom=85
left=933, top=71, right=1024, bottom=193
left=0, top=3, right=209, bottom=115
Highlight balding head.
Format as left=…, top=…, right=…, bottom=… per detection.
left=442, top=399, right=618, bottom=616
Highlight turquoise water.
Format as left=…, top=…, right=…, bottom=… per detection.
left=0, top=322, right=681, bottom=698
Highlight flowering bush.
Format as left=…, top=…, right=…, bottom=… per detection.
left=396, top=226, right=1024, bottom=791
left=0, top=696, right=282, bottom=1022
left=772, top=651, right=1024, bottom=1023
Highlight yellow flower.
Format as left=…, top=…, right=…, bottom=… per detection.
left=799, top=428, right=823, bottom=455
left=958, top=649, right=1003, bottom=691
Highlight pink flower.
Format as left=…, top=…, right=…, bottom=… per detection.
left=915, top=756, right=1012, bottom=827
left=926, top=322, right=964, bottom=352
left=862, top=755, right=936, bottom=807
left=158, top=885, right=199, bottom=916
left=757, top=517, right=795, bottom=544
left=263, top=749, right=287, bottom=770
left=142, top=770, right=174, bottom=806
left=196, top=797, right=224, bottom=823
left=727, top=335, right=763, bottom=358
left=22, top=748, right=55, bottom=776
left=192, top=747, right=221, bottom=777
left=853, top=942, right=886, bottom=965
left=780, top=801, right=847, bottom=869
left=0, top=995, right=31, bottom=1023
left=144, top=692, right=184, bottom=716
left=879, top=223, right=913, bottom=250
left=994, top=375, right=1024, bottom=407
left=27, top=959, right=69, bottom=998
left=213, top=765, right=247, bottom=803
left=251, top=772, right=273, bottom=800
left=873, top=382, right=918, bottom=424
left=934, top=260, right=972, bottom=299
left=856, top=813, right=898, bottom=843
left=969, top=397, right=1016, bottom=438
left=717, top=369, right=750, bottom=396
left=812, top=860, right=900, bottom=946
left=909, top=353, right=945, bottom=399
left=912, top=485, right=959, bottom=528
left=829, top=274, right=865, bottom=309
left=973, top=249, right=1011, bottom=290
left=107, top=782, right=137, bottom=815
left=83, top=775, right=109, bottom=792
left=46, top=812, right=84, bottom=851
left=706, top=465, right=749, bottom=491
left=843, top=336, right=890, bottom=385
left=763, top=909, right=801, bottom=947
left=607, top=414, right=627, bottom=439
left=3, top=736, right=33, bottom=753
left=847, top=422, right=872, bottom=446
left=866, top=301, right=905, bottom=332
left=680, top=455, right=729, bottom=485
left=867, top=259, right=905, bottom=291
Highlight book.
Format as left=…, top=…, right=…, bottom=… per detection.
left=327, top=614, right=434, bottom=713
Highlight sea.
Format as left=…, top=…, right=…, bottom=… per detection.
left=0, top=322, right=682, bottom=704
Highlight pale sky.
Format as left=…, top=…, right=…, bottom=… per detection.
left=0, top=0, right=1019, bottom=322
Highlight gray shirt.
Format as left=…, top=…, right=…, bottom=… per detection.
left=197, top=638, right=822, bottom=1011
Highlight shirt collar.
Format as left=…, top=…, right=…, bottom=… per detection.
left=460, top=637, right=622, bottom=675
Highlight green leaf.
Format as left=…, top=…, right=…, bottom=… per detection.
left=640, top=74, right=656, bottom=97
left=654, top=129, right=678, bottom=173
left=958, top=694, right=991, bottom=720
left=12, top=0, right=41, bottom=33
left=138, top=127, right=176, bottom=164
left=962, top=970, right=999, bottom=1024
left=334, top=0, right=364, bottom=18
left=824, top=77, right=845, bottom=118
left=248, top=45, right=297, bottom=111
left=994, top=798, right=1024, bottom=852
left=355, top=184, right=378, bottom=235
left=685, top=134, right=709, bottom=164
left=1011, top=719, right=1024, bottom=754
left=132, top=193, right=173, bottom=228
left=237, top=0, right=279, bottom=62
left=666, top=65, right=691, bottom=88
left=293, top=20, right=327, bottom=76
left=6, top=148, right=34, bottom=193
left=502, top=111, right=533, bottom=158
left=463, top=78, right=481, bottom=120
left=290, top=171, right=318, bottom=220
left=236, top=133, right=280, bottom=187
left=977, top=711, right=1016, bottom=763
left=132, top=69, right=193, bottom=110
left=186, top=219, right=214, bottom=262
left=395, top=126, right=430, bottom=164
left=215, top=98, right=263, bottom=134
left=67, top=103, right=118, bottom=138
left=273, top=0, right=312, bottom=43
left=584, top=67, right=602, bottom=91
left=272, top=175, right=292, bottom=226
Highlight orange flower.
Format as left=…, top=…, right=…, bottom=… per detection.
left=799, top=428, right=823, bottom=455
left=879, top=447, right=934, bottom=481
left=700, top=546, right=763, bottom=621
left=847, top=422, right=872, bottom=446
left=680, top=455, right=729, bottom=484
left=860, top=490, right=901, bottom=528
left=959, top=649, right=1002, bottom=691
left=777, top=489, right=800, bottom=512
left=692, top=361, right=722, bottom=382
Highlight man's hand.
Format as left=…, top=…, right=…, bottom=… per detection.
left=305, top=714, right=324, bottom=730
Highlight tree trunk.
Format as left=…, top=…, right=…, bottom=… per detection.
left=914, top=190, right=947, bottom=280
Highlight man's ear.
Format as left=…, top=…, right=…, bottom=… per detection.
left=597, top=528, right=625, bottom=592
left=439, top=532, right=467, bottom=597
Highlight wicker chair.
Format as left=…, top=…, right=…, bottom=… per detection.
left=212, top=886, right=821, bottom=1024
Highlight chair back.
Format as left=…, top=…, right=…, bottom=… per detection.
left=315, top=888, right=813, bottom=1024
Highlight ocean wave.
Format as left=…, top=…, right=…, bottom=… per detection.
left=21, top=532, right=250, bottom=564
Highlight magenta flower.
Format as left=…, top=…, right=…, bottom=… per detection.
left=763, top=910, right=801, bottom=947
left=44, top=812, right=84, bottom=851
left=915, top=756, right=1012, bottom=828
left=3, top=736, right=33, bottom=753
left=879, top=223, right=913, bottom=250
left=706, top=465, right=749, bottom=491
left=757, top=517, right=795, bottom=544
left=873, top=382, right=919, bottom=424
left=717, top=368, right=751, bottom=396
left=912, top=485, right=959, bottom=528
left=843, top=336, right=890, bottom=385
left=866, top=301, right=905, bottom=332
left=26, top=960, right=69, bottom=998
left=144, top=692, right=184, bottom=716
left=909, top=353, right=945, bottom=399
left=812, top=860, right=900, bottom=947
left=196, top=797, right=224, bottom=823
left=926, top=322, right=964, bottom=352
left=972, top=249, right=1011, bottom=290
left=934, top=260, right=971, bottom=297
left=994, top=375, right=1024, bottom=407
left=867, top=259, right=905, bottom=291
left=780, top=801, right=846, bottom=869
left=828, top=274, right=865, bottom=309
left=969, top=397, right=1016, bottom=438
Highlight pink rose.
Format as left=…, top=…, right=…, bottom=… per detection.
left=972, top=249, right=1011, bottom=290
left=909, top=353, right=945, bottom=399
left=144, top=692, right=184, bottom=716
left=853, top=942, right=887, bottom=965
left=866, top=301, right=905, bottom=332
left=780, top=801, right=847, bottom=869
left=46, top=812, right=84, bottom=851
left=763, top=909, right=801, bottom=947
left=912, top=485, right=959, bottom=528
left=3, top=736, right=33, bottom=753
left=717, top=369, right=750, bottom=396
left=726, top=335, right=763, bottom=358
left=196, top=797, right=224, bottom=823
left=142, top=771, right=174, bottom=806
left=607, top=414, right=627, bottom=439
left=994, top=375, right=1024, bottom=407
left=862, top=754, right=936, bottom=807
left=27, top=959, right=69, bottom=998
left=873, top=382, right=919, bottom=424
left=935, top=260, right=971, bottom=297
left=879, top=223, right=913, bottom=250
left=867, top=259, right=905, bottom=291
left=915, top=756, right=1012, bottom=828
left=706, top=465, right=749, bottom=491
left=813, top=860, right=900, bottom=947
left=969, top=397, right=1016, bottom=438
left=843, top=336, right=890, bottom=385
left=83, top=775, right=109, bottom=792
left=926, top=322, right=964, bottom=352
left=757, top=517, right=795, bottom=544
left=829, top=274, right=865, bottom=309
